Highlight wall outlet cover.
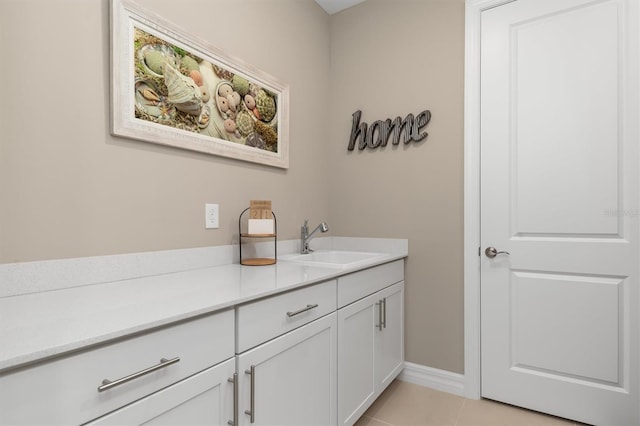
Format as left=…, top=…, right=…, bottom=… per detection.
left=205, top=204, right=219, bottom=229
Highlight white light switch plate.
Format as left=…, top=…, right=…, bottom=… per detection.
left=205, top=204, right=219, bottom=229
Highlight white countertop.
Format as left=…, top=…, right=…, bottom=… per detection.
left=0, top=239, right=406, bottom=373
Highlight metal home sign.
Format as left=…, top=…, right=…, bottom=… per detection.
left=347, top=109, right=431, bottom=151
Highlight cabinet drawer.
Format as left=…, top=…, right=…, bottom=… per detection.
left=86, top=358, right=236, bottom=425
left=337, top=260, right=404, bottom=308
left=236, top=280, right=337, bottom=353
left=0, top=309, right=234, bottom=425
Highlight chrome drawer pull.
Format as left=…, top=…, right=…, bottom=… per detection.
left=97, top=356, right=180, bottom=392
left=376, top=300, right=383, bottom=331
left=286, top=303, right=319, bottom=317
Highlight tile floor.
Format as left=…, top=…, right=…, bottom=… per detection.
left=354, top=380, right=588, bottom=426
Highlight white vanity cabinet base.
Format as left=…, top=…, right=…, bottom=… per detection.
left=237, top=313, right=338, bottom=426
left=338, top=282, right=404, bottom=426
left=86, top=358, right=236, bottom=425
left=1, top=254, right=405, bottom=426
left=0, top=310, right=234, bottom=425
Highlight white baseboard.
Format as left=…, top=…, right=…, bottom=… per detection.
left=398, top=362, right=465, bottom=397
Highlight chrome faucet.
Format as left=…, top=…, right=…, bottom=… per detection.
left=300, top=220, right=329, bottom=254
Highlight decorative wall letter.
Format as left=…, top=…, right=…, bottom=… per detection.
left=347, top=109, right=431, bottom=151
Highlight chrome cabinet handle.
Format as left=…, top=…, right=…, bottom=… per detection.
left=382, top=297, right=387, bottom=329
left=227, top=373, right=238, bottom=426
left=245, top=365, right=255, bottom=423
left=97, top=356, right=180, bottom=392
left=376, top=298, right=388, bottom=331
left=286, top=303, right=319, bottom=317
left=485, top=247, right=510, bottom=258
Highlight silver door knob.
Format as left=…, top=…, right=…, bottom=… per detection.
left=485, top=247, right=510, bottom=258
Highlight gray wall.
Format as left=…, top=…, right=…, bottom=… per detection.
left=328, top=0, right=465, bottom=373
left=0, top=0, right=466, bottom=374
left=0, top=0, right=332, bottom=262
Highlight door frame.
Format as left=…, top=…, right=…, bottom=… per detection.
left=463, top=0, right=515, bottom=400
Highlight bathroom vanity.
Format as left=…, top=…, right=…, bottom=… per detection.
left=0, top=238, right=406, bottom=425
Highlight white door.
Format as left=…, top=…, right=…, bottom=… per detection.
left=480, top=1, right=639, bottom=425
left=237, top=313, right=337, bottom=426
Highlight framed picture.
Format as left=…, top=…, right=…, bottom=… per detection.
left=110, top=0, right=290, bottom=168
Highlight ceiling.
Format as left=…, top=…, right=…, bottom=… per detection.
left=314, top=0, right=367, bottom=15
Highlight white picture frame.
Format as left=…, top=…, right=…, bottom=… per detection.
left=110, top=0, right=290, bottom=169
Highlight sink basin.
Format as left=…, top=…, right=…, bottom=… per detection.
left=279, top=250, right=386, bottom=268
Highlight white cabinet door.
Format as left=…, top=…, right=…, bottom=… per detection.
left=337, top=292, right=377, bottom=426
left=237, top=313, right=337, bottom=426
left=338, top=282, right=405, bottom=426
left=87, top=358, right=236, bottom=425
left=375, top=282, right=404, bottom=389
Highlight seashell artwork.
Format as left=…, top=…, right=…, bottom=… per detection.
left=217, top=96, right=229, bottom=113
left=200, top=86, right=211, bottom=103
left=212, top=64, right=234, bottom=81
left=140, top=87, right=160, bottom=102
left=232, top=75, right=250, bottom=96
left=144, top=50, right=165, bottom=75
left=236, top=110, right=255, bottom=137
left=135, top=79, right=170, bottom=119
left=255, top=121, right=278, bottom=147
left=137, top=44, right=179, bottom=78
left=244, top=94, right=256, bottom=110
left=189, top=70, right=203, bottom=86
left=197, top=105, right=211, bottom=129
left=217, top=83, right=233, bottom=98
left=246, top=133, right=266, bottom=149
left=231, top=92, right=241, bottom=107
left=180, top=55, right=200, bottom=73
left=255, top=89, right=276, bottom=123
left=163, top=61, right=203, bottom=116
left=127, top=26, right=286, bottom=165
left=226, top=94, right=237, bottom=112
left=224, top=118, right=237, bottom=133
